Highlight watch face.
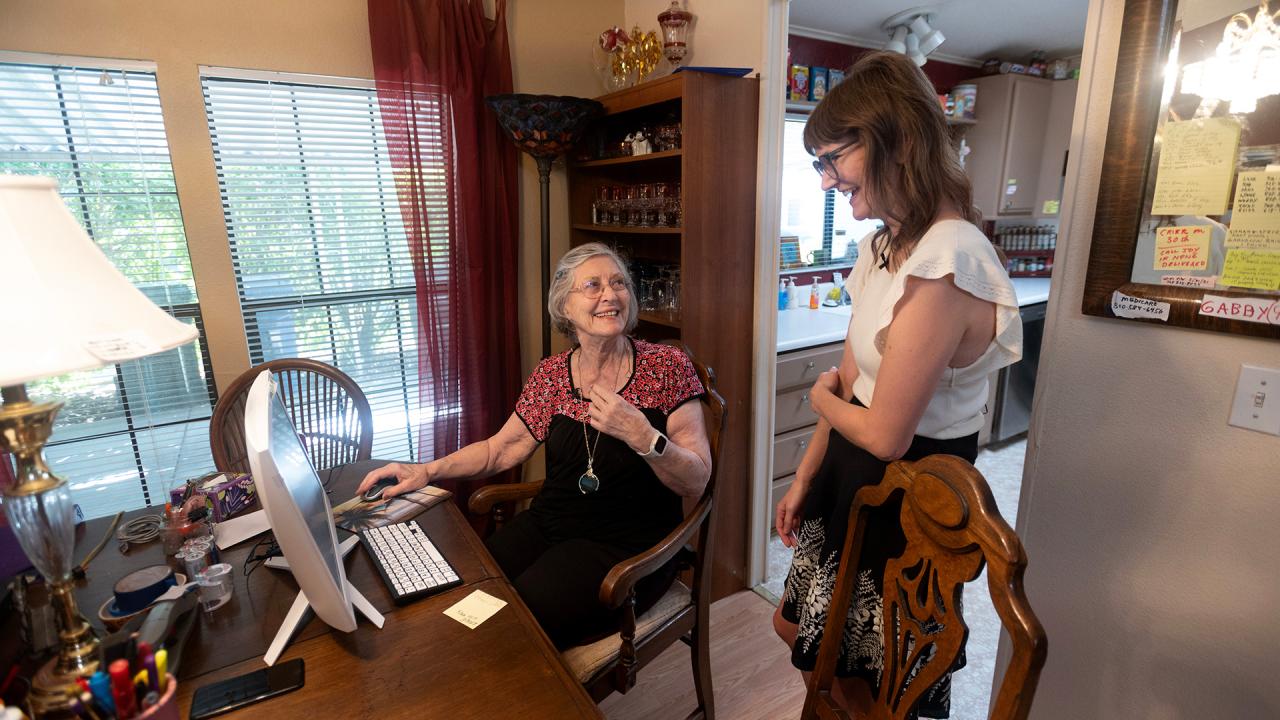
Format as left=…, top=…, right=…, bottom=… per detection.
left=654, top=434, right=668, bottom=455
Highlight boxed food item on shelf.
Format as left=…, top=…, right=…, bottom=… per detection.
left=789, top=65, right=810, bottom=101
left=828, top=68, right=845, bottom=87
left=810, top=67, right=828, bottom=101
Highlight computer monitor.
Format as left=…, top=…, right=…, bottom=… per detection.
left=244, top=370, right=382, bottom=664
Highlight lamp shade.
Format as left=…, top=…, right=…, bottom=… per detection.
left=0, top=175, right=198, bottom=386
left=485, top=94, right=603, bottom=159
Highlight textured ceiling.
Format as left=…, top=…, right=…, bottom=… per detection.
left=788, top=0, right=1091, bottom=64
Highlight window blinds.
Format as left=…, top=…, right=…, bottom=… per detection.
left=201, top=73, right=426, bottom=464
left=0, top=59, right=216, bottom=518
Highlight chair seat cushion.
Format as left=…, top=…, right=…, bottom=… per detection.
left=562, top=580, right=692, bottom=683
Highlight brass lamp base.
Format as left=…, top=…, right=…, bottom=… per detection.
left=2, top=385, right=101, bottom=716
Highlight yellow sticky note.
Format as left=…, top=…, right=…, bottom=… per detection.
left=1154, top=225, right=1211, bottom=270
left=1042, top=200, right=1060, bottom=215
left=1226, top=171, right=1280, bottom=251
left=443, top=589, right=507, bottom=629
left=1151, top=117, right=1241, bottom=216
left=1220, top=249, right=1280, bottom=291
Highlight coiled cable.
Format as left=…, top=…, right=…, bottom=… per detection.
left=117, top=514, right=162, bottom=552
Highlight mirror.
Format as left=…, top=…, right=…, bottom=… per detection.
left=1082, top=0, right=1280, bottom=338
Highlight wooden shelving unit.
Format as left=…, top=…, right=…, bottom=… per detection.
left=567, top=71, right=759, bottom=600
left=573, top=149, right=682, bottom=168
left=571, top=223, right=682, bottom=235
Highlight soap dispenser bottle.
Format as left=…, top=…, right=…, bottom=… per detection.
left=828, top=272, right=844, bottom=304
left=809, top=276, right=820, bottom=309
left=778, top=279, right=787, bottom=310
left=786, top=277, right=799, bottom=309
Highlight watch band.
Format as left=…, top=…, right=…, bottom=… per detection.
left=637, top=430, right=668, bottom=457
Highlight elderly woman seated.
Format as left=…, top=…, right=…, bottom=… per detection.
left=359, top=242, right=712, bottom=648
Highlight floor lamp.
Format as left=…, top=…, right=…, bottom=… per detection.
left=486, top=94, right=602, bottom=357
left=0, top=175, right=198, bottom=715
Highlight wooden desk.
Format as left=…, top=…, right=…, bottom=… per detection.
left=71, top=460, right=601, bottom=719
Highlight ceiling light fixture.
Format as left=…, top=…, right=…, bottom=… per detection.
left=881, top=7, right=947, bottom=66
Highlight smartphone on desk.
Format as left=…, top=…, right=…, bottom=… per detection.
left=189, top=658, right=304, bottom=719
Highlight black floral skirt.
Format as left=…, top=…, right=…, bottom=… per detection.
left=780, top=398, right=978, bottom=719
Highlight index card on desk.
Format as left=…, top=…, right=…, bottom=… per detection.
left=444, top=589, right=508, bottom=629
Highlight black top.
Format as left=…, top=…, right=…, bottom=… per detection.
left=514, top=338, right=705, bottom=552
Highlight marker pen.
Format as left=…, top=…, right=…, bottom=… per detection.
left=143, top=653, right=159, bottom=694
left=109, top=658, right=137, bottom=720
left=89, top=671, right=115, bottom=716
left=155, top=649, right=168, bottom=692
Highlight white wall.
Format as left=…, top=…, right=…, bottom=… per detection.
left=1016, top=0, right=1280, bottom=716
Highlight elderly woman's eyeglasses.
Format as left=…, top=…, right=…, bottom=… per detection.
left=811, top=139, right=859, bottom=181
left=572, top=277, right=628, bottom=299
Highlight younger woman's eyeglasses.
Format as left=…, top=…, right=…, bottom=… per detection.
left=572, top=277, right=628, bottom=299
left=811, top=139, right=859, bottom=181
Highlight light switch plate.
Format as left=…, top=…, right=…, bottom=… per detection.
left=1229, top=365, right=1280, bottom=436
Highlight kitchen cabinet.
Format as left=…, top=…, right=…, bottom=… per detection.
left=964, top=74, right=1053, bottom=218
left=566, top=72, right=758, bottom=598
left=1033, top=79, right=1079, bottom=218
left=769, top=341, right=842, bottom=533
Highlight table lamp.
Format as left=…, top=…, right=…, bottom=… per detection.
left=485, top=94, right=602, bottom=357
left=0, top=175, right=198, bottom=714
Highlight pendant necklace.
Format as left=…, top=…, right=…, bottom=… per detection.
left=579, top=419, right=602, bottom=494
left=575, top=345, right=629, bottom=494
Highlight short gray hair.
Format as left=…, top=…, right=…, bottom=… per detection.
left=548, top=242, right=639, bottom=345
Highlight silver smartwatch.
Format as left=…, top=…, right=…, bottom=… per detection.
left=638, top=430, right=668, bottom=457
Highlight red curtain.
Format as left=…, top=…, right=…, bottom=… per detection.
left=369, top=0, right=522, bottom=515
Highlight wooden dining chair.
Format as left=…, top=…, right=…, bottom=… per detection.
left=803, top=454, right=1047, bottom=720
left=209, top=358, right=374, bottom=473
left=468, top=343, right=726, bottom=720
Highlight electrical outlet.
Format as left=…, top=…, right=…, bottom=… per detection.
left=1229, top=365, right=1280, bottom=436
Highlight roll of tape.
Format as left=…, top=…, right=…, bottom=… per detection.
left=111, top=565, right=177, bottom=616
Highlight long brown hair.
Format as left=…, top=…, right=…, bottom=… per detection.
left=804, top=51, right=980, bottom=270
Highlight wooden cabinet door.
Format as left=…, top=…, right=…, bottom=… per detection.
left=999, top=77, right=1052, bottom=215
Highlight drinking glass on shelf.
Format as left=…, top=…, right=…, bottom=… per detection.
left=662, top=266, right=680, bottom=313
left=617, top=185, right=632, bottom=226
left=635, top=183, right=652, bottom=227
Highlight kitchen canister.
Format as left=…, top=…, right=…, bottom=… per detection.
left=952, top=84, right=978, bottom=120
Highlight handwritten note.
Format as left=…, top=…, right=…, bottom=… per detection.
left=1226, top=171, right=1280, bottom=251
left=1153, top=225, right=1211, bottom=270
left=1199, top=294, right=1280, bottom=324
left=443, top=589, right=507, bottom=629
left=1160, top=274, right=1217, bottom=288
left=1150, top=117, right=1241, bottom=215
left=1220, top=249, right=1280, bottom=291
left=1111, top=291, right=1170, bottom=321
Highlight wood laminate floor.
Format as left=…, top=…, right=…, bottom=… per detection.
left=599, top=590, right=806, bottom=720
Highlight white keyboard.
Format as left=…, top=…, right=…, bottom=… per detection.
left=359, top=520, right=462, bottom=603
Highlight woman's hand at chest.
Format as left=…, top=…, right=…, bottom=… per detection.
left=586, top=385, right=656, bottom=452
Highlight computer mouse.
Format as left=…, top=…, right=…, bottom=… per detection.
left=362, top=478, right=398, bottom=502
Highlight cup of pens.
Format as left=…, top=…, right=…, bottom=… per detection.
left=83, top=644, right=177, bottom=720
left=136, top=674, right=178, bottom=720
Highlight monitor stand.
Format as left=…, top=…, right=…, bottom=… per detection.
left=261, top=535, right=384, bottom=666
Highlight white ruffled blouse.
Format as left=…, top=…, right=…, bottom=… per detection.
left=846, top=219, right=1023, bottom=439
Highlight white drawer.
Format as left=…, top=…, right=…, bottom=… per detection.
left=774, top=385, right=818, bottom=433
left=776, top=343, right=843, bottom=391
left=773, top=426, right=816, bottom=479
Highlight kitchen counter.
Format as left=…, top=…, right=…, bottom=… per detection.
left=776, top=277, right=1052, bottom=353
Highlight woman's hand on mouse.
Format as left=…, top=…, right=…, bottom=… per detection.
left=357, top=462, right=430, bottom=500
